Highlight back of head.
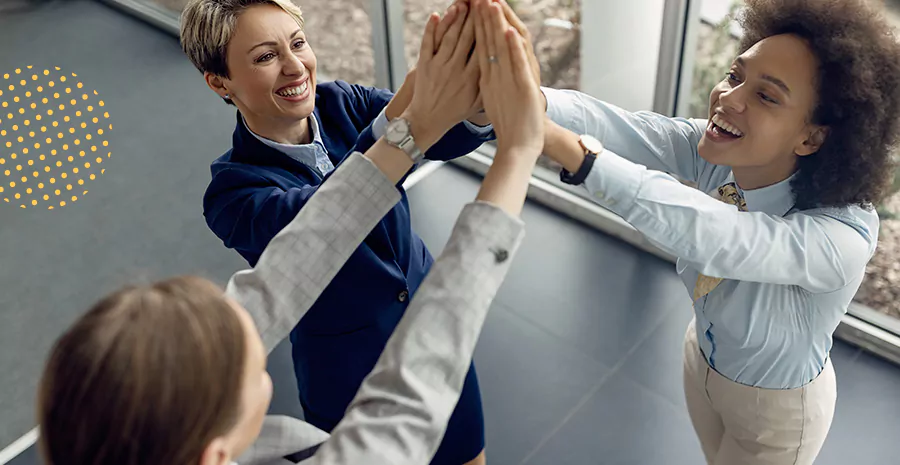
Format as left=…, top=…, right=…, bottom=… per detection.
left=738, top=0, right=900, bottom=209
left=37, top=276, right=247, bottom=465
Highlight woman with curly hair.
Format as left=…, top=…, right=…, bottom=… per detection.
left=504, top=0, right=900, bottom=462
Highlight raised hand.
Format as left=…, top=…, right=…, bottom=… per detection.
left=450, top=0, right=541, bottom=86
left=384, top=2, right=467, bottom=121
left=434, top=2, right=462, bottom=51
left=401, top=3, right=481, bottom=150
left=474, top=0, right=544, bottom=157
left=493, top=0, right=541, bottom=87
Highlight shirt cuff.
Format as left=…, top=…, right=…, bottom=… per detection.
left=582, top=148, right=645, bottom=217
left=462, top=119, right=495, bottom=138
left=372, top=107, right=390, bottom=141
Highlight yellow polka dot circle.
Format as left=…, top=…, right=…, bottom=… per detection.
left=0, top=66, right=112, bottom=209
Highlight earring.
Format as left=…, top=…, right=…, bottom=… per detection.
left=224, top=94, right=230, bottom=99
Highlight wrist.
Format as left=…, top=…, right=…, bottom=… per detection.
left=386, top=70, right=416, bottom=120
left=399, top=109, right=445, bottom=153
left=385, top=91, right=411, bottom=121
left=541, top=118, right=565, bottom=155
left=385, top=99, right=405, bottom=121
left=496, top=140, right=542, bottom=163
left=466, top=112, right=491, bottom=127
left=543, top=120, right=585, bottom=174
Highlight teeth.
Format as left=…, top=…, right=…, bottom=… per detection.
left=277, top=81, right=308, bottom=97
left=712, top=114, right=743, bottom=137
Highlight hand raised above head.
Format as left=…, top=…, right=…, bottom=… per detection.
left=400, top=3, right=481, bottom=149
left=493, top=0, right=541, bottom=87
left=474, top=0, right=544, bottom=157
left=451, top=0, right=541, bottom=84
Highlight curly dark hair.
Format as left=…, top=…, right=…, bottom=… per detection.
left=737, top=0, right=900, bottom=209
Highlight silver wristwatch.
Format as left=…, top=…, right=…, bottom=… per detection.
left=384, top=117, right=424, bottom=164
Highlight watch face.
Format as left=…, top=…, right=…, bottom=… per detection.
left=580, top=134, right=603, bottom=154
left=386, top=119, right=410, bottom=145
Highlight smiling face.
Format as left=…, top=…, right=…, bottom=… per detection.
left=206, top=3, right=317, bottom=132
left=697, top=33, right=828, bottom=188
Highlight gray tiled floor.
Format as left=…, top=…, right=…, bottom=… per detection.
left=473, top=303, right=613, bottom=465
left=524, top=374, right=704, bottom=465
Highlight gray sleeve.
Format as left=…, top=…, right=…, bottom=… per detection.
left=237, top=415, right=331, bottom=465
left=309, top=201, right=525, bottom=465
left=224, top=153, right=401, bottom=352
left=542, top=86, right=708, bottom=183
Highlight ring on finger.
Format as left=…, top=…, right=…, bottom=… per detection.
left=488, top=55, right=499, bottom=64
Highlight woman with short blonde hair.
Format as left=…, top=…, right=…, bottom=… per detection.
left=178, top=1, right=494, bottom=463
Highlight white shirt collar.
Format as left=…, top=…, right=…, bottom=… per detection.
left=242, top=113, right=330, bottom=172
left=724, top=172, right=797, bottom=216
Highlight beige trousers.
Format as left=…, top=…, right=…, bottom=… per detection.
left=682, top=321, right=836, bottom=465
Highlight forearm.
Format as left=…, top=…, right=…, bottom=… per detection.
left=581, top=149, right=872, bottom=291
left=542, top=117, right=585, bottom=174
left=365, top=110, right=446, bottom=183
left=225, top=154, right=401, bottom=351
left=475, top=149, right=536, bottom=217
left=362, top=138, right=417, bottom=184
left=541, top=87, right=706, bottom=181
left=313, top=201, right=525, bottom=465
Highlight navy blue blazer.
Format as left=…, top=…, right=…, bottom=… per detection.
left=203, top=80, right=492, bottom=434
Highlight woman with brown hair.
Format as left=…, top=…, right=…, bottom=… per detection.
left=38, top=276, right=274, bottom=465
left=36, top=3, right=543, bottom=464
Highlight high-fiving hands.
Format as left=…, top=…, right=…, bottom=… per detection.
left=459, top=0, right=541, bottom=89
left=363, top=0, right=549, bottom=215
left=468, top=0, right=545, bottom=216
left=399, top=2, right=481, bottom=151
left=388, top=0, right=545, bottom=215
left=473, top=0, right=544, bottom=157
left=388, top=0, right=543, bottom=147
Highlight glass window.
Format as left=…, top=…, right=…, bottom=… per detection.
left=685, top=0, right=741, bottom=118
left=860, top=0, right=900, bottom=332
left=857, top=168, right=900, bottom=330
left=685, top=0, right=900, bottom=333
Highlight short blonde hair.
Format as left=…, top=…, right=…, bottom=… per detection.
left=180, top=0, right=304, bottom=78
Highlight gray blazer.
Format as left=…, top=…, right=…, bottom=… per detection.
left=225, top=153, right=525, bottom=465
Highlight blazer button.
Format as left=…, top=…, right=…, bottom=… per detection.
left=492, top=248, right=509, bottom=263
left=398, top=290, right=409, bottom=302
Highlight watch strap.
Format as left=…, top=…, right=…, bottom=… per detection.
left=560, top=151, right=597, bottom=185
left=399, top=136, right=424, bottom=164
left=386, top=118, right=425, bottom=164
